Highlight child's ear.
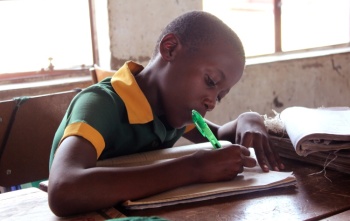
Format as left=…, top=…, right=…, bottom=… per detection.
left=159, top=33, right=182, bottom=61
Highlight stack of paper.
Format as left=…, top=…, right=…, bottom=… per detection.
left=266, top=106, right=350, bottom=174
left=97, top=142, right=296, bottom=210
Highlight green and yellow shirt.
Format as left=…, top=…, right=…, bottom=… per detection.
left=50, top=61, right=190, bottom=166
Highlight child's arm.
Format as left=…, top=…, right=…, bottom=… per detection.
left=48, top=135, right=256, bottom=217
left=183, top=112, right=284, bottom=172
left=217, top=112, right=284, bottom=172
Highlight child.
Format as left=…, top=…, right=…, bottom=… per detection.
left=48, top=10, right=284, bottom=217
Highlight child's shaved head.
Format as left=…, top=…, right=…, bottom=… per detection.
left=153, top=11, right=245, bottom=67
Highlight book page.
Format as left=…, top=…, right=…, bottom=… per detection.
left=97, top=141, right=232, bottom=167
left=280, top=106, right=350, bottom=156
left=123, top=148, right=296, bottom=209
left=96, top=142, right=296, bottom=210
left=124, top=171, right=295, bottom=209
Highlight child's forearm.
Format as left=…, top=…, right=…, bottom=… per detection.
left=49, top=135, right=248, bottom=217
left=48, top=138, right=199, bottom=217
left=217, top=120, right=238, bottom=143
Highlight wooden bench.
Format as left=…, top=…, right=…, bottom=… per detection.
left=0, top=90, right=79, bottom=188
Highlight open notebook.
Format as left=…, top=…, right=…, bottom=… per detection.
left=97, top=141, right=296, bottom=210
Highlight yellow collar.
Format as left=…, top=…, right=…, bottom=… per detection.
left=111, top=61, right=153, bottom=124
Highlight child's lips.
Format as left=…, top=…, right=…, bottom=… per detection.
left=190, top=109, right=206, bottom=120
left=196, top=109, right=207, bottom=117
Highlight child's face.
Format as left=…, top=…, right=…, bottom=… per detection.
left=159, top=39, right=244, bottom=129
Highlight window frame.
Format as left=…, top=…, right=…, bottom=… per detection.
left=274, top=0, right=282, bottom=52
left=0, top=0, right=99, bottom=83
left=272, top=0, right=350, bottom=54
left=1, top=0, right=349, bottom=82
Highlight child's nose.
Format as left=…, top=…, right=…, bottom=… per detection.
left=203, top=97, right=216, bottom=111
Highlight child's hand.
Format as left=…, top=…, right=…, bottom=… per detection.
left=218, top=112, right=284, bottom=172
left=191, top=145, right=256, bottom=183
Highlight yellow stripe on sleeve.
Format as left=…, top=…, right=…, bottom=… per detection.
left=61, top=122, right=105, bottom=158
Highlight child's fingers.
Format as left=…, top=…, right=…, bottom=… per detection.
left=225, top=144, right=256, bottom=168
left=238, top=144, right=251, bottom=156
left=243, top=155, right=257, bottom=168
left=269, top=139, right=285, bottom=170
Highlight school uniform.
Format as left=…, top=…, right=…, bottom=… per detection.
left=50, top=61, right=188, bottom=166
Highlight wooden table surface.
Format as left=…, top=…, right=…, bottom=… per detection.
left=122, top=158, right=350, bottom=221
left=2, top=158, right=350, bottom=221
left=0, top=187, right=125, bottom=221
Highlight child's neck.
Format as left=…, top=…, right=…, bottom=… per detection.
left=135, top=64, right=164, bottom=116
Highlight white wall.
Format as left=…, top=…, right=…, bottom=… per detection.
left=108, top=0, right=202, bottom=68
left=206, top=50, right=350, bottom=125
left=107, top=0, right=350, bottom=122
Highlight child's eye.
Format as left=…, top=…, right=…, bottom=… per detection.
left=205, top=75, right=222, bottom=103
left=205, top=75, right=216, bottom=87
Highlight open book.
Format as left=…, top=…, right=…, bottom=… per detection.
left=97, top=141, right=296, bottom=210
left=279, top=106, right=350, bottom=156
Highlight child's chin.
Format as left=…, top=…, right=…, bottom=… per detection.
left=166, top=114, right=192, bottom=129
left=168, top=119, right=186, bottom=129
left=172, top=123, right=185, bottom=129
left=175, top=121, right=193, bottom=129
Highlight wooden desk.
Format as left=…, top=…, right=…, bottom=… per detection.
left=320, top=210, right=350, bottom=221
left=0, top=187, right=125, bottom=221
left=123, top=158, right=350, bottom=221
left=2, top=159, right=350, bottom=221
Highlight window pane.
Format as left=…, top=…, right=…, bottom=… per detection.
left=203, top=0, right=275, bottom=57
left=0, top=0, right=92, bottom=74
left=282, top=0, right=350, bottom=51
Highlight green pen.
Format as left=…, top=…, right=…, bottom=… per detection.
left=192, top=110, right=221, bottom=149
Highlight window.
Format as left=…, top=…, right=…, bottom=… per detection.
left=281, top=0, right=350, bottom=51
left=1, top=1, right=348, bottom=77
left=203, top=0, right=350, bottom=57
left=0, top=0, right=93, bottom=76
